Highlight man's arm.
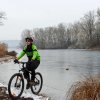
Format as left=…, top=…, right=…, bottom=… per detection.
left=17, top=50, right=25, bottom=60
left=16, top=46, right=27, bottom=60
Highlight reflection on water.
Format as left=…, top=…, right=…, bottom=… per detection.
left=0, top=49, right=100, bottom=100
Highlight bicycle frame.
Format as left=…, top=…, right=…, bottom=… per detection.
left=18, top=62, right=32, bottom=81
left=8, top=61, right=43, bottom=98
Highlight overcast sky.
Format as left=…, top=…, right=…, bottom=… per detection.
left=0, top=0, right=100, bottom=40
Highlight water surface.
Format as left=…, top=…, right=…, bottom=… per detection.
left=0, top=49, right=100, bottom=100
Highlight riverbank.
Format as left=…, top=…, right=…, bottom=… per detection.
left=0, top=57, right=50, bottom=100
left=0, top=55, right=14, bottom=63
left=89, top=46, right=100, bottom=50
left=0, top=83, right=49, bottom=100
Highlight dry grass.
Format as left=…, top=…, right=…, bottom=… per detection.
left=67, top=75, right=100, bottom=100
left=6, top=51, right=17, bottom=57
left=0, top=42, right=17, bottom=57
left=0, top=42, right=8, bottom=57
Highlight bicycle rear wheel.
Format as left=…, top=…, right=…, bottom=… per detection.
left=31, top=72, right=43, bottom=95
left=8, top=73, right=24, bottom=99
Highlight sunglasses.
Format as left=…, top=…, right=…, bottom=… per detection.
left=26, top=40, right=31, bottom=42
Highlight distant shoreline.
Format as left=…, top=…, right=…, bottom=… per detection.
left=88, top=46, right=100, bottom=51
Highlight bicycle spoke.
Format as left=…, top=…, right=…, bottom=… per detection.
left=31, top=72, right=43, bottom=94
left=11, top=76, right=22, bottom=96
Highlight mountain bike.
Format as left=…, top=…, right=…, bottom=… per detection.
left=8, top=61, right=43, bottom=99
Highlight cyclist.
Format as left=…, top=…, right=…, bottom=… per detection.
left=14, top=37, right=40, bottom=89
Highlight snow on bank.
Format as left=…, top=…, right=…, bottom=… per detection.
left=22, top=92, right=49, bottom=100
left=0, top=83, right=5, bottom=87
left=0, top=56, right=13, bottom=62
left=0, top=83, right=49, bottom=100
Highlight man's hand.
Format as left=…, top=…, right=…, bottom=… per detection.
left=14, top=59, right=19, bottom=63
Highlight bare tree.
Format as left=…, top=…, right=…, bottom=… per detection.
left=20, top=29, right=32, bottom=48
left=20, top=8, right=100, bottom=49
left=0, top=11, right=6, bottom=25
left=34, top=28, right=46, bottom=49
left=94, top=8, right=100, bottom=45
left=80, top=11, right=95, bottom=47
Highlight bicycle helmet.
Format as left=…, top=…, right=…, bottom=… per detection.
left=25, top=37, right=33, bottom=42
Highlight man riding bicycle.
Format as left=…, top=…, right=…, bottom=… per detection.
left=14, top=37, right=40, bottom=89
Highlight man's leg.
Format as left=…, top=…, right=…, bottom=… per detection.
left=31, top=70, right=35, bottom=81
left=24, top=70, right=29, bottom=80
left=25, top=62, right=30, bottom=89
left=31, top=60, right=40, bottom=81
left=24, top=62, right=30, bottom=81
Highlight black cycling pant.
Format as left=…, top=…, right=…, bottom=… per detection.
left=23, top=60, right=40, bottom=81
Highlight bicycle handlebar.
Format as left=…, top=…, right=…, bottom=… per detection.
left=17, top=61, right=32, bottom=74
left=14, top=61, right=27, bottom=64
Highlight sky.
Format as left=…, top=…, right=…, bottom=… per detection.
left=0, top=0, right=100, bottom=40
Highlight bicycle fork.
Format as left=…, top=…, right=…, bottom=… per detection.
left=15, top=74, right=22, bottom=88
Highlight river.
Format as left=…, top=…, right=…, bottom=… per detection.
left=0, top=49, right=100, bottom=100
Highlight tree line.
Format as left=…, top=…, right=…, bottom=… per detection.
left=20, top=8, right=100, bottom=49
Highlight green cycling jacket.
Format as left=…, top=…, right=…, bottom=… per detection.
left=17, top=43, right=40, bottom=61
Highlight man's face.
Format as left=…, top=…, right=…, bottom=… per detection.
left=26, top=39, right=32, bottom=45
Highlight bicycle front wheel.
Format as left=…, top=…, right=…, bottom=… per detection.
left=31, top=72, right=43, bottom=95
left=8, top=73, right=24, bottom=99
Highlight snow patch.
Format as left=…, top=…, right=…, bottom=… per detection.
left=0, top=83, right=49, bottom=100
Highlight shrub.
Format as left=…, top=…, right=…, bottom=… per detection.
left=67, top=75, right=100, bottom=100
left=0, top=43, right=8, bottom=57
left=6, top=51, right=17, bottom=57
left=0, top=42, right=17, bottom=57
